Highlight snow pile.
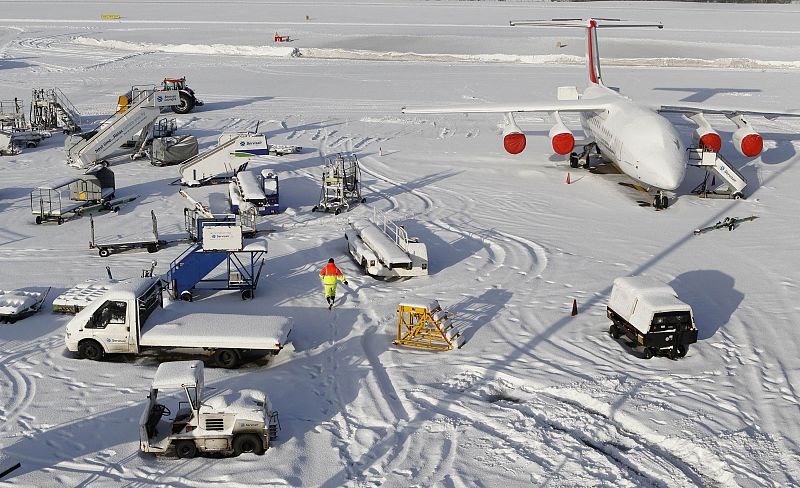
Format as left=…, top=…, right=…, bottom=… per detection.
left=74, top=36, right=297, bottom=58
left=74, top=36, right=800, bottom=70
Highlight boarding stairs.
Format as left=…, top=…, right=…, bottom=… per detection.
left=179, top=134, right=248, bottom=186
left=168, top=244, right=228, bottom=299
left=67, top=88, right=165, bottom=169
left=30, top=88, right=82, bottom=133
left=688, top=147, right=747, bottom=199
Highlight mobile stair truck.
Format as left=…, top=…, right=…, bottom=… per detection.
left=64, top=277, right=292, bottom=368
left=607, top=276, right=698, bottom=360
left=66, top=87, right=181, bottom=169
left=140, top=360, right=279, bottom=459
left=345, top=210, right=428, bottom=278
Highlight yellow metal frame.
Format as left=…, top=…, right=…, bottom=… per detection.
left=394, top=303, right=459, bottom=351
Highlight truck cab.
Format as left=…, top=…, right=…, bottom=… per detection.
left=64, top=278, right=161, bottom=359
left=140, top=360, right=277, bottom=458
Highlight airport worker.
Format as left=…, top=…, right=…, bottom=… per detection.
left=319, top=258, right=348, bottom=310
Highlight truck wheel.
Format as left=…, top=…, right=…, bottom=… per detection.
left=642, top=347, right=654, bottom=360
left=147, top=244, right=158, bottom=253
left=99, top=248, right=110, bottom=257
left=215, top=348, right=240, bottom=369
left=609, top=324, right=622, bottom=339
left=35, top=216, right=42, bottom=225
left=675, top=344, right=688, bottom=358
left=175, top=440, right=197, bottom=459
left=241, top=289, right=253, bottom=300
left=79, top=340, right=104, bottom=361
left=180, top=291, right=192, bottom=302
left=233, top=433, right=264, bottom=456
left=172, top=92, right=195, bottom=114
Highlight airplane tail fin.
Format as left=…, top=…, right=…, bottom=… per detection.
left=510, top=18, right=663, bottom=86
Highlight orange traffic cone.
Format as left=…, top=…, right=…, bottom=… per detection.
left=571, top=299, right=578, bottom=316
left=566, top=172, right=571, bottom=185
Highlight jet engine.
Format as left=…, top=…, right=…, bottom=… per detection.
left=688, top=113, right=721, bottom=152
left=727, top=113, right=763, bottom=158
left=548, top=123, right=575, bottom=155
left=732, top=126, right=763, bottom=158
left=692, top=127, right=722, bottom=153
left=502, top=118, right=526, bottom=154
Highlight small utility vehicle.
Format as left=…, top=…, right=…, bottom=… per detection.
left=140, top=360, right=279, bottom=458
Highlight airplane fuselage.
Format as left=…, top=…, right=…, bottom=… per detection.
left=579, top=84, right=687, bottom=191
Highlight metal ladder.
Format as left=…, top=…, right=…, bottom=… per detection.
left=688, top=147, right=747, bottom=199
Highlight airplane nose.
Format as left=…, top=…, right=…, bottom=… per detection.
left=659, top=161, right=685, bottom=191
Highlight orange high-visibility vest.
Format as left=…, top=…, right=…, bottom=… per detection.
left=319, top=263, right=345, bottom=286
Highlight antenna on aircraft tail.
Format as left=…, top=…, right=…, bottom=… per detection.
left=510, top=18, right=663, bottom=86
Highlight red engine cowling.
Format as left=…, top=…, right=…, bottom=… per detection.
left=548, top=123, right=575, bottom=155
left=692, top=127, right=722, bottom=153
left=503, top=121, right=526, bottom=154
left=732, top=126, right=763, bottom=157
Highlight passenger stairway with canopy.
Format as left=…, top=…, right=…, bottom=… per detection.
left=688, top=146, right=747, bottom=199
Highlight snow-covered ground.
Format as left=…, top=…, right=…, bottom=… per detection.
left=1, top=1, right=800, bottom=486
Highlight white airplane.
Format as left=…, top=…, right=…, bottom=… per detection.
left=402, top=19, right=800, bottom=209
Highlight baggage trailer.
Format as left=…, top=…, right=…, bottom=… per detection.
left=90, top=210, right=166, bottom=257
left=64, top=277, right=292, bottom=368
left=607, top=276, right=698, bottom=359
left=30, top=166, right=116, bottom=224
left=0, top=288, right=50, bottom=324
left=140, top=360, right=279, bottom=459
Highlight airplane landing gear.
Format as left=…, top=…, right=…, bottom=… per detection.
left=653, top=191, right=669, bottom=210
left=570, top=142, right=597, bottom=169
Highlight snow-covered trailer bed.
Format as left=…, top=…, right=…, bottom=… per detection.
left=140, top=308, right=292, bottom=351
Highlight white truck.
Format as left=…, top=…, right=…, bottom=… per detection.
left=140, top=360, right=278, bottom=458
left=607, top=276, right=698, bottom=360
left=64, top=277, right=292, bottom=368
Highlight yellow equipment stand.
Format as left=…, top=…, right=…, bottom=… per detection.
left=395, top=300, right=461, bottom=351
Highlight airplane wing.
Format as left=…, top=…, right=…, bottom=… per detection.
left=659, top=104, right=800, bottom=120
left=401, top=100, right=608, bottom=115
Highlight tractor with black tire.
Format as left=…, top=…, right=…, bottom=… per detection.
left=162, top=77, right=203, bottom=114
left=139, top=360, right=279, bottom=458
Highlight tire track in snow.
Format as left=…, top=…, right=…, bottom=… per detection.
left=412, top=371, right=738, bottom=487
left=0, top=337, right=61, bottom=435
left=9, top=34, right=148, bottom=71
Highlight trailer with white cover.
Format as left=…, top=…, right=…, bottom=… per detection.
left=64, top=277, right=292, bottom=368
left=345, top=210, right=428, bottom=278
left=140, top=360, right=279, bottom=459
left=0, top=288, right=50, bottom=324
left=607, top=276, right=698, bottom=359
left=229, top=169, right=279, bottom=215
